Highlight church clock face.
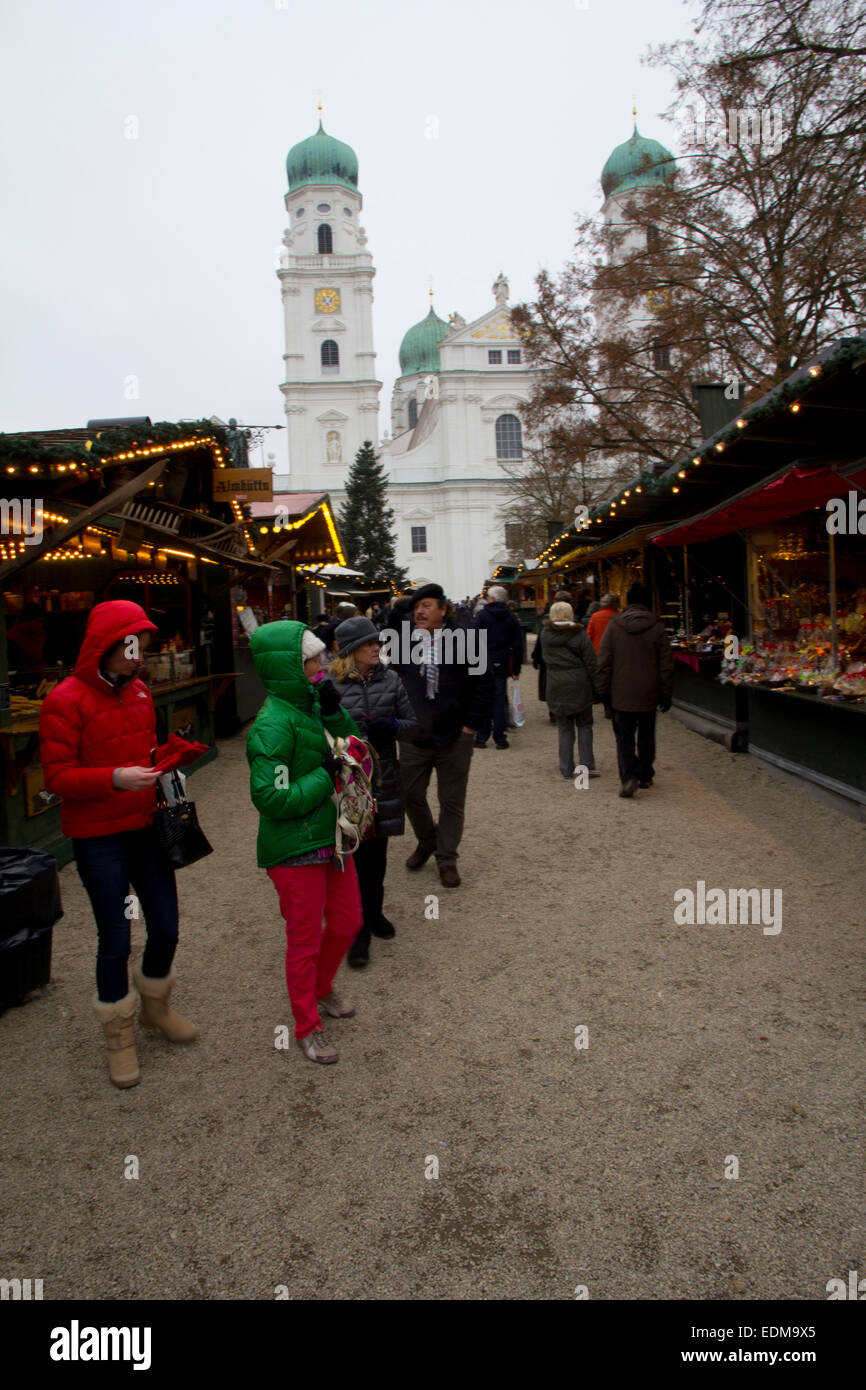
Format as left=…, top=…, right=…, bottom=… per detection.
left=315, top=287, right=341, bottom=314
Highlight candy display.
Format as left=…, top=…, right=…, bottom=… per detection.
left=719, top=615, right=866, bottom=703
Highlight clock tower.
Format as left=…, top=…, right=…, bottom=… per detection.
left=278, top=121, right=381, bottom=493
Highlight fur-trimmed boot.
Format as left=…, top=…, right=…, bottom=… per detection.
left=132, top=966, right=198, bottom=1043
left=94, top=990, right=141, bottom=1089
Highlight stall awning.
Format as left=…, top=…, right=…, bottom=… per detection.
left=651, top=458, right=866, bottom=547
left=560, top=522, right=660, bottom=565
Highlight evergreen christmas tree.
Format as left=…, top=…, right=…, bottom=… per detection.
left=339, top=440, right=408, bottom=588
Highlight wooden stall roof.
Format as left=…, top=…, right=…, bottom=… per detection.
left=248, top=492, right=346, bottom=568
left=530, top=335, right=866, bottom=574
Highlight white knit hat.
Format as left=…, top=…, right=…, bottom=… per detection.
left=301, top=629, right=326, bottom=661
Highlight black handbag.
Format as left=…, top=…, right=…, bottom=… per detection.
left=153, top=770, right=213, bottom=869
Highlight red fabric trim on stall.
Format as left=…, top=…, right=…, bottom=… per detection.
left=651, top=463, right=866, bottom=547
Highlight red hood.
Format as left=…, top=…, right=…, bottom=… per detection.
left=73, top=600, right=157, bottom=690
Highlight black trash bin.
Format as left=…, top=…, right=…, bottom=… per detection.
left=0, top=846, right=63, bottom=1010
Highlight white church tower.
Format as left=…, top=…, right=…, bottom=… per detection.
left=277, top=120, right=380, bottom=493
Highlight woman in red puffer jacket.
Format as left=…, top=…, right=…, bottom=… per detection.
left=39, top=599, right=205, bottom=1089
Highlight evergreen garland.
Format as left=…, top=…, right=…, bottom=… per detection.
left=0, top=418, right=232, bottom=469
left=537, top=335, right=866, bottom=566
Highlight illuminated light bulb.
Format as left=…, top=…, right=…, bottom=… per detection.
left=715, top=442, right=725, bottom=452
left=808, top=366, right=820, bottom=377
left=736, top=419, right=746, bottom=429
left=672, top=486, right=680, bottom=493
left=790, top=402, right=800, bottom=413
left=636, top=486, right=642, bottom=493
left=678, top=470, right=686, bottom=478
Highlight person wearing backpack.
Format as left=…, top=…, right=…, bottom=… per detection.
left=247, top=621, right=362, bottom=1065
left=329, top=617, right=418, bottom=967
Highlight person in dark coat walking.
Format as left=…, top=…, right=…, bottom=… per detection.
left=473, top=585, right=523, bottom=749
left=595, top=582, right=675, bottom=798
left=330, top=618, right=418, bottom=966
left=386, top=583, right=492, bottom=888
left=540, top=601, right=599, bottom=779
left=531, top=590, right=573, bottom=723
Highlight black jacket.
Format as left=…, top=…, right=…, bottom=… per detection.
left=388, top=618, right=493, bottom=748
left=474, top=601, right=523, bottom=675
left=329, top=664, right=417, bottom=836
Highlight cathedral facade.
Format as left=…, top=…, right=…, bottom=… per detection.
left=275, top=119, right=676, bottom=598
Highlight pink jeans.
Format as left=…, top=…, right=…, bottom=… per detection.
left=267, top=858, right=362, bottom=1039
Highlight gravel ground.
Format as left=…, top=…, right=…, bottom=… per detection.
left=1, top=673, right=863, bottom=1302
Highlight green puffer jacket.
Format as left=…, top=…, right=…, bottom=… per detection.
left=246, top=621, right=359, bottom=868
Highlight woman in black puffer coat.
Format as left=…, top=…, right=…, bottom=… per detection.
left=330, top=617, right=418, bottom=966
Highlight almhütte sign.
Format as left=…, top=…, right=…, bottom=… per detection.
left=212, top=468, right=273, bottom=502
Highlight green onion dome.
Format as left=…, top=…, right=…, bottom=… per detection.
left=398, top=306, right=451, bottom=377
left=286, top=122, right=359, bottom=192
left=601, top=126, right=676, bottom=199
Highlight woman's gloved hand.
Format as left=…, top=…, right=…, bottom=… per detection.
left=316, top=678, right=342, bottom=716
left=368, top=717, right=398, bottom=736
left=321, top=751, right=343, bottom=783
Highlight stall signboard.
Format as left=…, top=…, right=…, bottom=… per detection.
left=212, top=469, right=273, bottom=503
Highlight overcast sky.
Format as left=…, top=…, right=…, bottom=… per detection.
left=1, top=0, right=697, bottom=468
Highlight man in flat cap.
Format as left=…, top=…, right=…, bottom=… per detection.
left=387, top=584, right=491, bottom=888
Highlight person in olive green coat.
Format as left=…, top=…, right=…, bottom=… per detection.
left=540, top=601, right=599, bottom=780
left=246, top=620, right=362, bottom=1066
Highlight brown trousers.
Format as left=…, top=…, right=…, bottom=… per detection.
left=398, top=734, right=474, bottom=866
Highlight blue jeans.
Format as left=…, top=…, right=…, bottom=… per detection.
left=477, top=665, right=509, bottom=745
left=74, top=826, right=179, bottom=1003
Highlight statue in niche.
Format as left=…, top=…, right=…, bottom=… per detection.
left=326, top=430, right=342, bottom=462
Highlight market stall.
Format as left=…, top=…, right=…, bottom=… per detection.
left=236, top=493, right=348, bottom=722
left=652, top=457, right=866, bottom=800
left=0, top=419, right=294, bottom=860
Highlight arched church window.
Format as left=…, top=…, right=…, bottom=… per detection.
left=318, top=224, right=333, bottom=254
left=495, top=414, right=523, bottom=459
left=652, top=339, right=671, bottom=370
left=321, top=340, right=339, bottom=373
left=326, top=430, right=342, bottom=462
left=407, top=397, right=418, bottom=429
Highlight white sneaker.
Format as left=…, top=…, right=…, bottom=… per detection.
left=297, top=1029, right=339, bottom=1064
left=318, top=989, right=356, bottom=1019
